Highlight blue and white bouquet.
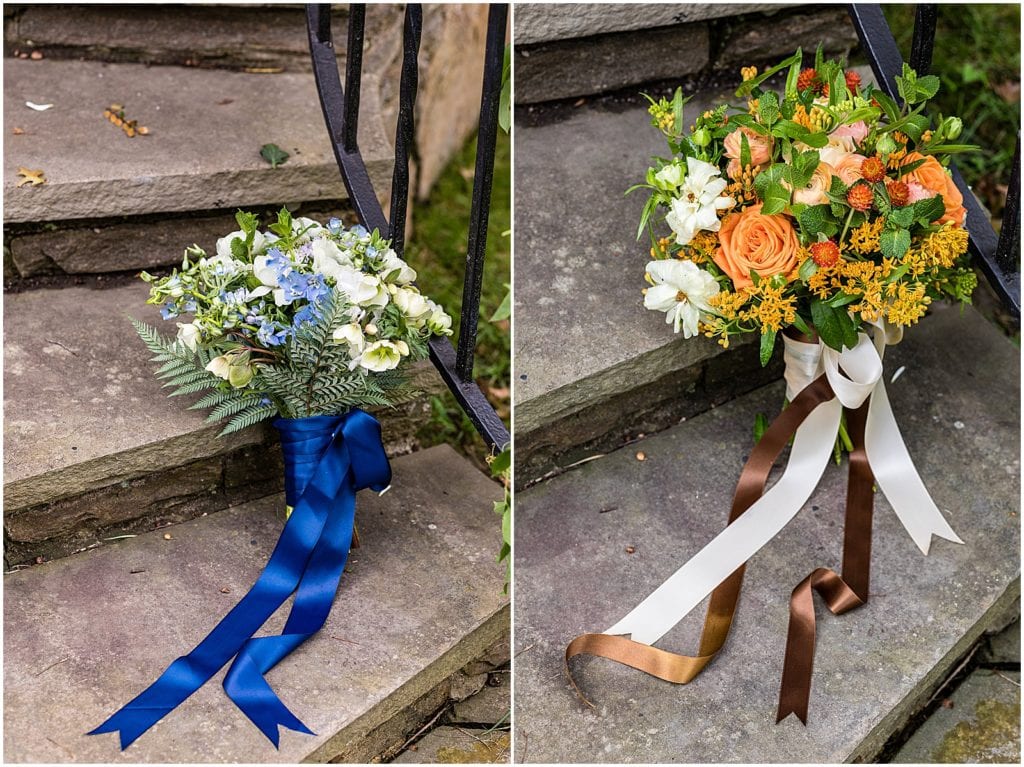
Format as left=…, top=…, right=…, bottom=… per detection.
left=91, top=211, right=456, bottom=750
left=136, top=208, right=452, bottom=433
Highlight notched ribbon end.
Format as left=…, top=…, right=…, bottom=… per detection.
left=775, top=707, right=808, bottom=726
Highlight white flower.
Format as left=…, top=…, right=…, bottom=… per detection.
left=358, top=340, right=406, bottom=372
left=205, top=355, right=231, bottom=380
left=252, top=255, right=281, bottom=287
left=643, top=259, right=720, bottom=338
left=664, top=157, right=734, bottom=246
left=393, top=287, right=431, bottom=324
left=176, top=321, right=201, bottom=351
left=379, top=248, right=417, bottom=284
left=310, top=237, right=354, bottom=280
left=290, top=217, right=323, bottom=243
left=335, top=265, right=389, bottom=307
left=216, top=230, right=264, bottom=261
left=332, top=322, right=365, bottom=354
left=654, top=162, right=684, bottom=189
left=425, top=299, right=453, bottom=336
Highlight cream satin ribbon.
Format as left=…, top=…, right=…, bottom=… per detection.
left=606, top=322, right=962, bottom=645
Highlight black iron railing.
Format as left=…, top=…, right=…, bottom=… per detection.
left=848, top=4, right=1021, bottom=319
left=306, top=3, right=510, bottom=450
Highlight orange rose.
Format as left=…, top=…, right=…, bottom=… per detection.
left=715, top=204, right=801, bottom=290
left=901, top=152, right=966, bottom=227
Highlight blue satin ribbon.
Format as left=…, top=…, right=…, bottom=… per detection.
left=88, top=409, right=391, bottom=749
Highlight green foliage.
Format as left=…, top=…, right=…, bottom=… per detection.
left=498, top=44, right=511, bottom=134
left=490, top=446, right=511, bottom=594
left=884, top=4, right=1020, bottom=222
left=259, top=143, right=289, bottom=169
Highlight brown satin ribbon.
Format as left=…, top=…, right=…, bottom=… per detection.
left=566, top=374, right=838, bottom=707
left=775, top=397, right=874, bottom=724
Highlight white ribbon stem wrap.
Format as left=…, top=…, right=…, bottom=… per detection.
left=606, top=322, right=962, bottom=645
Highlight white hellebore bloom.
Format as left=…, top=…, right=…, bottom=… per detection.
left=664, top=157, right=734, bottom=246
left=310, top=236, right=353, bottom=280
left=425, top=299, right=453, bottom=336
left=176, top=321, right=201, bottom=351
left=393, top=287, right=432, bottom=325
left=643, top=259, right=720, bottom=338
left=252, top=254, right=283, bottom=287
left=335, top=265, right=389, bottom=307
left=216, top=230, right=265, bottom=261
left=332, top=322, right=365, bottom=354
left=358, top=340, right=409, bottom=372
left=379, top=248, right=417, bottom=284
left=205, top=355, right=232, bottom=380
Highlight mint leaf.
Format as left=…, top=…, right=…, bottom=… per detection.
left=798, top=204, right=838, bottom=238
left=880, top=227, right=911, bottom=259
left=758, top=91, right=780, bottom=127
left=913, top=195, right=946, bottom=224
left=888, top=206, right=915, bottom=229
left=811, top=299, right=844, bottom=351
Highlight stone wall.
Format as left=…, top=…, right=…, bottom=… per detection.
left=514, top=3, right=858, bottom=104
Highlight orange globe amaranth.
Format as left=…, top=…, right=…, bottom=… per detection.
left=714, top=203, right=801, bottom=290
left=810, top=240, right=841, bottom=268
left=860, top=156, right=887, bottom=184
left=846, top=182, right=874, bottom=212
left=887, top=180, right=911, bottom=207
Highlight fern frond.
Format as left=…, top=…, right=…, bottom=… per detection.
left=220, top=404, right=277, bottom=436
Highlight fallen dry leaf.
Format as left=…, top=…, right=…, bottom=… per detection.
left=15, top=167, right=46, bottom=187
left=625, top=546, right=636, bottom=555
left=12, top=127, right=24, bottom=135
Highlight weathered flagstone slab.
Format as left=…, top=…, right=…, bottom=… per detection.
left=514, top=304, right=1020, bottom=763
left=893, top=670, right=1020, bottom=764
left=3, top=445, right=508, bottom=764
left=3, top=58, right=393, bottom=223
left=3, top=283, right=443, bottom=563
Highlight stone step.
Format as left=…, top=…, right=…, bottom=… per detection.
left=4, top=4, right=393, bottom=74
left=513, top=82, right=783, bottom=487
left=3, top=444, right=509, bottom=763
left=514, top=3, right=857, bottom=104
left=513, top=303, right=1020, bottom=763
left=3, top=282, right=444, bottom=566
left=3, top=57, right=393, bottom=224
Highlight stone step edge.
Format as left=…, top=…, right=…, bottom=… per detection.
left=309, top=607, right=510, bottom=763
left=515, top=334, right=780, bottom=488
left=4, top=364, right=442, bottom=569
left=852, top=577, right=1022, bottom=762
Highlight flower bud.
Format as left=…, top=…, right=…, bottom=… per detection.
left=942, top=116, right=963, bottom=140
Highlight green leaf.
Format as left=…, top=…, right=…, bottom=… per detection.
left=735, top=50, right=802, bottom=97
left=740, top=131, right=752, bottom=169
left=798, top=204, right=838, bottom=239
left=799, top=255, right=819, bottom=281
left=800, top=131, right=829, bottom=148
left=753, top=412, right=770, bottom=445
left=757, top=91, right=780, bottom=127
left=759, top=330, right=776, bottom=367
left=888, top=206, right=915, bottom=229
left=872, top=90, right=901, bottom=123
left=880, top=227, right=911, bottom=259
left=490, top=447, right=511, bottom=477
left=913, top=195, right=945, bottom=224
left=790, top=150, right=820, bottom=188
left=811, top=299, right=845, bottom=351
left=259, top=143, right=290, bottom=169
left=914, top=74, right=941, bottom=101
left=827, top=292, right=860, bottom=308
left=490, top=285, right=511, bottom=322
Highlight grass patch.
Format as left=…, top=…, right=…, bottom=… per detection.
left=407, top=130, right=511, bottom=464
left=883, top=4, right=1020, bottom=225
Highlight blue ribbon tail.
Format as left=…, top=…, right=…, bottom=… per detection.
left=87, top=409, right=390, bottom=750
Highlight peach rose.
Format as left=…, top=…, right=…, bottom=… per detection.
left=723, top=127, right=773, bottom=168
left=828, top=120, right=869, bottom=153
left=901, top=152, right=966, bottom=227
left=715, top=203, right=801, bottom=290
left=819, top=147, right=868, bottom=187
left=791, top=161, right=837, bottom=206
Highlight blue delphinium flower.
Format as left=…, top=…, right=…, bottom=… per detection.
left=351, top=224, right=368, bottom=238
left=303, top=274, right=330, bottom=304
left=160, top=302, right=178, bottom=320
left=292, top=301, right=322, bottom=330
left=276, top=271, right=310, bottom=305
left=183, top=298, right=197, bottom=313
left=327, top=217, right=343, bottom=233
left=257, top=319, right=290, bottom=347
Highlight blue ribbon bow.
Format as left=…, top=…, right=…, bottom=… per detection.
left=88, top=409, right=391, bottom=749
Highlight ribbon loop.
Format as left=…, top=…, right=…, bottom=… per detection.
left=89, top=409, right=389, bottom=750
